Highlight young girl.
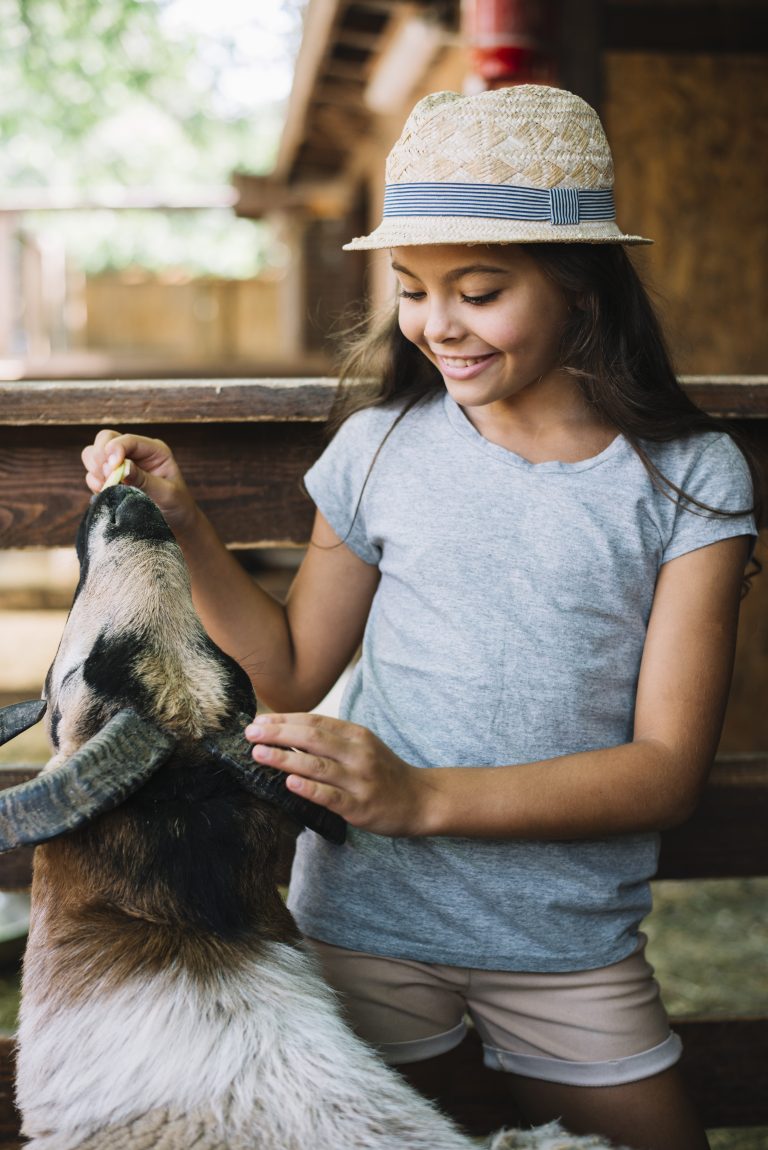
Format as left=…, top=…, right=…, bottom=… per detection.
left=82, top=87, right=758, bottom=1150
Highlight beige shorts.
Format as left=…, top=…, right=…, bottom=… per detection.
left=305, top=934, right=682, bottom=1087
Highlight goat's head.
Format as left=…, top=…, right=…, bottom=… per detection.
left=0, top=485, right=345, bottom=861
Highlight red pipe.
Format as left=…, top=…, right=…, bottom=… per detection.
left=462, top=0, right=559, bottom=88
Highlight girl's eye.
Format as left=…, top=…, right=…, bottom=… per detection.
left=462, top=291, right=500, bottom=305
left=398, top=289, right=425, bottom=301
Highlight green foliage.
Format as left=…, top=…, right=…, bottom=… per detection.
left=0, top=0, right=305, bottom=275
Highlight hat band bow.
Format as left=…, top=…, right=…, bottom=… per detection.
left=383, top=183, right=615, bottom=226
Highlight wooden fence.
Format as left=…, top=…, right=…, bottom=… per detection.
left=0, top=377, right=766, bottom=1141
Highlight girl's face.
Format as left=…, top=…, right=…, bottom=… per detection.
left=393, top=243, right=572, bottom=415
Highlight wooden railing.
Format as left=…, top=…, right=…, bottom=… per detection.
left=0, top=377, right=766, bottom=1141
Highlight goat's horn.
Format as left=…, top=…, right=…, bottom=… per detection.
left=0, top=708, right=176, bottom=853
left=205, top=716, right=347, bottom=845
left=0, top=700, right=47, bottom=747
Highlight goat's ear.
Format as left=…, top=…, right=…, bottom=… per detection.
left=0, top=700, right=47, bottom=747
left=206, top=716, right=347, bottom=846
left=0, top=708, right=176, bottom=853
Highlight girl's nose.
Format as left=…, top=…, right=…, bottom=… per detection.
left=423, top=300, right=463, bottom=345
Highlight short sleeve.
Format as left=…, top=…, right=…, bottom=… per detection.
left=662, top=434, right=757, bottom=564
left=303, top=407, right=393, bottom=565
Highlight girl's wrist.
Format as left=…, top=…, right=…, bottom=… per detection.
left=409, top=767, right=456, bottom=837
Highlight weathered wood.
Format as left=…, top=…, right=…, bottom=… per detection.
left=681, top=377, right=768, bottom=418
left=605, top=53, right=768, bottom=376
left=675, top=1017, right=768, bottom=1130
left=0, top=422, right=322, bottom=549
left=656, top=756, right=768, bottom=880
left=0, top=379, right=339, bottom=425
left=1, top=377, right=767, bottom=425
left=0, top=378, right=765, bottom=1137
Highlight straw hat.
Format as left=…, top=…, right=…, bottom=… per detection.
left=343, top=86, right=652, bottom=249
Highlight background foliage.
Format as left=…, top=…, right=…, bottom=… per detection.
left=0, top=0, right=305, bottom=276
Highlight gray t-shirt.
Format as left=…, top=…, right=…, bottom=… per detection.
left=287, top=393, right=756, bottom=971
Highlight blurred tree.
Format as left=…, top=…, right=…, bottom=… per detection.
left=0, top=0, right=305, bottom=275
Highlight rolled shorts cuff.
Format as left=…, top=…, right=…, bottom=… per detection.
left=483, top=1031, right=683, bottom=1087
left=376, top=1019, right=467, bottom=1066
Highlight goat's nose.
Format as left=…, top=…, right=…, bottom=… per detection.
left=111, top=487, right=176, bottom=542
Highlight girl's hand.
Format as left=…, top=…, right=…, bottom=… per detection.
left=81, top=430, right=198, bottom=535
left=245, top=714, right=433, bottom=837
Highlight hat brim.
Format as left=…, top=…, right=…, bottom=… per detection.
left=343, top=217, right=652, bottom=250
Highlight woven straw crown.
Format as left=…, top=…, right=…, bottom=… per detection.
left=344, top=86, right=651, bottom=249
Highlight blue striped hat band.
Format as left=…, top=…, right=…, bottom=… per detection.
left=383, top=182, right=615, bottom=227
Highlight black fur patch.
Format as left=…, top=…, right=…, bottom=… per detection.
left=82, top=630, right=151, bottom=718
left=90, top=753, right=281, bottom=939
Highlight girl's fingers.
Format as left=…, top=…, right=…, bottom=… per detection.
left=246, top=715, right=351, bottom=760
left=251, top=741, right=339, bottom=787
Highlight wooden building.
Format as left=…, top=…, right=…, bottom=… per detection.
left=235, top=0, right=768, bottom=376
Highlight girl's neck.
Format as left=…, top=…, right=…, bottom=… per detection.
left=458, top=375, right=617, bottom=464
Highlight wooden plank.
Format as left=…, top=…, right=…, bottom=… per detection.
left=0, top=422, right=322, bottom=549
left=0, top=379, right=338, bottom=425
left=1, top=758, right=766, bottom=890
left=656, top=756, right=768, bottom=880
left=675, top=1017, right=768, bottom=1130
left=681, top=377, right=768, bottom=418
left=1, top=377, right=767, bottom=424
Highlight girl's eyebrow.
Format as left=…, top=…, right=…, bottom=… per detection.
left=391, top=261, right=509, bottom=282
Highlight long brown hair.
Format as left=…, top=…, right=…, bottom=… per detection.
left=328, top=244, right=761, bottom=580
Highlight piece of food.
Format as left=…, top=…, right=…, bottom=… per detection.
left=102, top=460, right=132, bottom=488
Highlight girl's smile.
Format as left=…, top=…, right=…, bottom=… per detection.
left=436, top=351, right=499, bottom=380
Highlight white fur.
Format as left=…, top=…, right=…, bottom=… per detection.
left=19, top=941, right=479, bottom=1148
left=17, top=940, right=621, bottom=1150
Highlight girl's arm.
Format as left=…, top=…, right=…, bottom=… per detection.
left=247, top=534, right=751, bottom=838
left=82, top=431, right=379, bottom=713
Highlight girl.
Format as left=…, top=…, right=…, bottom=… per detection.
left=83, top=87, right=758, bottom=1150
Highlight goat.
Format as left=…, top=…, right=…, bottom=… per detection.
left=0, top=484, right=622, bottom=1149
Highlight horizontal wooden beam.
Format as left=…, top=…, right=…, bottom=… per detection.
left=0, top=378, right=767, bottom=425
left=656, top=755, right=768, bottom=880
left=0, top=379, right=339, bottom=425
left=0, top=421, right=321, bottom=549
left=0, top=757, right=765, bottom=890
left=680, top=376, right=768, bottom=418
